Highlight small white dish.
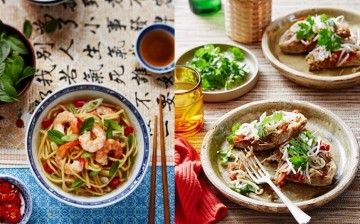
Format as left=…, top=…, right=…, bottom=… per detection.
left=176, top=43, right=259, bottom=102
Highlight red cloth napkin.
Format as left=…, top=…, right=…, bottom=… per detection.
left=175, top=136, right=228, bottom=224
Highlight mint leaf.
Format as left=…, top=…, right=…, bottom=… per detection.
left=109, top=161, right=120, bottom=176
left=6, top=35, right=28, bottom=55
left=79, top=117, right=95, bottom=134
left=71, top=178, right=84, bottom=189
left=10, top=54, right=24, bottom=81
left=0, top=78, right=17, bottom=98
left=44, top=18, right=59, bottom=33
left=0, top=39, right=10, bottom=63
left=0, top=63, right=5, bottom=75
left=23, top=19, right=33, bottom=38
left=47, top=130, right=65, bottom=145
left=15, top=66, right=35, bottom=87
left=0, top=88, right=15, bottom=102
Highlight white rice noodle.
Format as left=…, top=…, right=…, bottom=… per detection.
left=286, top=158, right=297, bottom=174
left=283, top=33, right=298, bottom=44
left=301, top=39, right=311, bottom=46
left=337, top=52, right=350, bottom=67
left=334, top=15, right=344, bottom=25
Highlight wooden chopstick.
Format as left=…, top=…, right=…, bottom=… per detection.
left=148, top=115, right=158, bottom=224
left=159, top=96, right=170, bottom=224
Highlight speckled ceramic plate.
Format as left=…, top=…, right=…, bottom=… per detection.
left=262, top=8, right=360, bottom=89
left=176, top=44, right=259, bottom=102
left=201, top=100, right=359, bottom=213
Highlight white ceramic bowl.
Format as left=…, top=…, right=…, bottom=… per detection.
left=25, top=84, right=150, bottom=208
left=0, top=174, right=32, bottom=224
left=135, top=23, right=175, bottom=73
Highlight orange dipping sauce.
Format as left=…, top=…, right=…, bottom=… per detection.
left=140, top=30, right=174, bottom=67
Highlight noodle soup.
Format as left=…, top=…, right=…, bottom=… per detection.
left=37, top=98, right=137, bottom=196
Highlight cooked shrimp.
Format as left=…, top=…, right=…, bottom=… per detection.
left=95, top=139, right=124, bottom=165
left=64, top=160, right=83, bottom=175
left=95, top=106, right=115, bottom=115
left=79, top=124, right=106, bottom=152
left=53, top=111, right=79, bottom=134
left=55, top=141, right=82, bottom=175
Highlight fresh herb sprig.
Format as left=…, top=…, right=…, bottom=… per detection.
left=287, top=131, right=315, bottom=169
left=317, top=29, right=342, bottom=52
left=0, top=20, right=35, bottom=103
left=257, top=111, right=284, bottom=139
left=296, top=15, right=315, bottom=40
left=189, top=44, right=248, bottom=91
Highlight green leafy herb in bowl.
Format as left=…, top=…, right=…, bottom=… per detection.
left=0, top=20, right=36, bottom=104
left=188, top=44, right=249, bottom=91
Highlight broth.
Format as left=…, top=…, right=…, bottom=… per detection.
left=140, top=30, right=174, bottom=67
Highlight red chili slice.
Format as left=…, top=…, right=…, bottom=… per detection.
left=43, top=163, right=53, bottom=174
left=41, top=118, right=54, bottom=129
left=73, top=100, right=87, bottom=108
left=76, top=117, right=83, bottom=130
left=124, top=126, right=134, bottom=136
left=109, top=178, right=121, bottom=188
left=320, top=144, right=330, bottom=151
left=0, top=188, right=9, bottom=202
left=0, top=206, right=5, bottom=222
left=6, top=187, right=19, bottom=203
left=5, top=207, right=21, bottom=223
left=78, top=158, right=86, bottom=168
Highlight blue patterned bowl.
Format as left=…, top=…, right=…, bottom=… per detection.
left=0, top=174, right=32, bottom=224
left=25, top=84, right=150, bottom=208
left=135, top=23, right=175, bottom=73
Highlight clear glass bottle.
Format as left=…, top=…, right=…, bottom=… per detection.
left=189, top=0, right=221, bottom=15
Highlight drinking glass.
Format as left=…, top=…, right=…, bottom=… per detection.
left=189, top=0, right=221, bottom=15
left=175, top=66, right=204, bottom=137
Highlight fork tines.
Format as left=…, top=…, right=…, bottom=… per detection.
left=238, top=148, right=270, bottom=184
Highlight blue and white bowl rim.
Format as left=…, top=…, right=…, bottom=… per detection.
left=26, top=84, right=150, bottom=208
left=135, top=23, right=175, bottom=74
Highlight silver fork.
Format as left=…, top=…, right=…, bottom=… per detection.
left=238, top=150, right=311, bottom=224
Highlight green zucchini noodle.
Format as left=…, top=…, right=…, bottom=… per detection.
left=38, top=99, right=137, bottom=196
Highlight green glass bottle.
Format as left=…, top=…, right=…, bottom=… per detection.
left=189, top=0, right=221, bottom=15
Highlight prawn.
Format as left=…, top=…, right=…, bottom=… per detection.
left=55, top=141, right=83, bottom=175
left=95, top=139, right=124, bottom=165
left=79, top=124, right=106, bottom=152
left=53, top=111, right=79, bottom=134
left=92, top=106, right=119, bottom=122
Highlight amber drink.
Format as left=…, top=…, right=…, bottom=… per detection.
left=175, top=66, right=204, bottom=137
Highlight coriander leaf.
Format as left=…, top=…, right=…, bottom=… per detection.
left=47, top=130, right=65, bottom=145
left=317, top=29, right=342, bottom=51
left=79, top=117, right=95, bottom=134
left=23, top=19, right=33, bottom=38
left=109, top=161, right=120, bottom=176
left=89, top=171, right=99, bottom=177
left=226, top=123, right=241, bottom=143
left=44, top=18, right=59, bottom=33
left=295, top=22, right=314, bottom=40
left=81, top=152, right=93, bottom=158
left=15, top=66, right=35, bottom=87
left=290, top=155, right=307, bottom=169
left=320, top=14, right=327, bottom=22
left=306, top=15, right=315, bottom=26
left=0, top=39, right=10, bottom=64
left=6, top=35, right=28, bottom=55
left=71, top=178, right=84, bottom=189
left=229, top=47, right=244, bottom=61
left=230, top=183, right=257, bottom=196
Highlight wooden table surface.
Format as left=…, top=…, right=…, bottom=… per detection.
left=175, top=0, right=360, bottom=223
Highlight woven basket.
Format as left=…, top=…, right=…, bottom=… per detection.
left=225, top=0, right=272, bottom=43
